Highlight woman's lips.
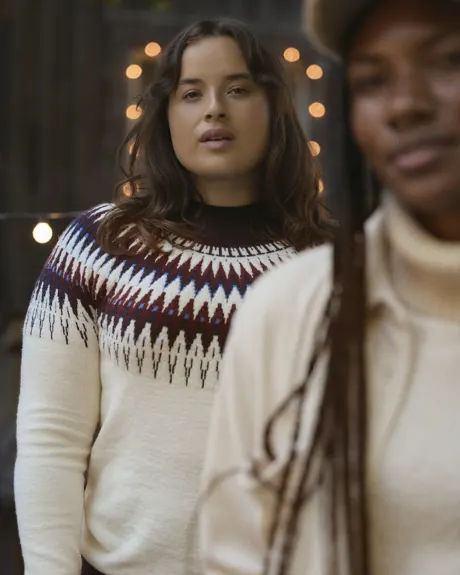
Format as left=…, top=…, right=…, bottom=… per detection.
left=390, top=136, right=457, bottom=174
left=201, top=139, right=235, bottom=151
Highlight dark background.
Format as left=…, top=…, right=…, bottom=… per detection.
left=0, top=1, right=340, bottom=572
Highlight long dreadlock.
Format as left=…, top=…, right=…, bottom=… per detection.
left=261, top=64, right=371, bottom=575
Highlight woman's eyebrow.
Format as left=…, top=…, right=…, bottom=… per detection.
left=177, top=72, right=252, bottom=86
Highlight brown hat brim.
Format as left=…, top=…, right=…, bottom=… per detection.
left=304, top=0, right=371, bottom=59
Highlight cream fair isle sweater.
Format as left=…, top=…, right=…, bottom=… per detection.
left=14, top=203, right=295, bottom=575
left=200, top=196, right=460, bottom=575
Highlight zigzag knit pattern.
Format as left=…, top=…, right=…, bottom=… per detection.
left=25, top=204, right=296, bottom=390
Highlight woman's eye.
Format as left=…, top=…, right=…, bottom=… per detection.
left=349, top=75, right=385, bottom=94
left=183, top=91, right=200, bottom=100
left=229, top=86, right=248, bottom=96
left=439, top=50, right=460, bottom=68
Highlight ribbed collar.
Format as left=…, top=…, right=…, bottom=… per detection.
left=367, top=195, right=460, bottom=321
left=186, top=201, right=279, bottom=248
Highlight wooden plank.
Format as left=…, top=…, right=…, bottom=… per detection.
left=5, top=0, right=43, bottom=313
left=37, top=0, right=74, bottom=212
left=72, top=0, right=108, bottom=208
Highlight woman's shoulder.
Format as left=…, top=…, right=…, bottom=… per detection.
left=33, top=203, right=116, bottom=294
left=52, top=203, right=114, bottom=259
left=244, top=243, right=333, bottom=316
left=24, top=204, right=115, bottom=340
left=63, top=203, right=114, bottom=240
left=227, top=243, right=333, bottom=365
left=221, top=243, right=333, bottom=429
left=79, top=202, right=114, bottom=221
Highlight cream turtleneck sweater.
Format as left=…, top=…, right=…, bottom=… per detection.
left=386, top=197, right=460, bottom=320
left=199, top=196, right=460, bottom=575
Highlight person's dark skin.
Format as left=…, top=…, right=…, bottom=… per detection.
left=347, top=0, right=460, bottom=241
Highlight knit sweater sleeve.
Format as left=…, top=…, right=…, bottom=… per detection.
left=198, top=281, right=277, bottom=575
left=15, top=206, right=109, bottom=575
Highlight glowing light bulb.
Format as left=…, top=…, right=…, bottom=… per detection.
left=318, top=179, right=325, bottom=193
left=309, top=102, right=326, bottom=118
left=145, top=42, right=161, bottom=57
left=309, top=141, right=321, bottom=156
left=283, top=47, right=300, bottom=63
left=33, top=222, right=53, bottom=244
left=122, top=183, right=134, bottom=197
left=126, top=64, right=143, bottom=79
left=306, top=64, right=323, bottom=80
left=126, top=104, right=142, bottom=120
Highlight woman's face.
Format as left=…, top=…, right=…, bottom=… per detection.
left=168, top=36, right=270, bottom=196
left=348, top=0, right=460, bottom=239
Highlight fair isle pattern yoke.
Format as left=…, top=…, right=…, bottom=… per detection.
left=24, top=204, right=296, bottom=389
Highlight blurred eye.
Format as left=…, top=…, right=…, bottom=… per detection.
left=441, top=49, right=460, bottom=68
left=430, top=36, right=460, bottom=70
left=349, top=75, right=385, bottom=94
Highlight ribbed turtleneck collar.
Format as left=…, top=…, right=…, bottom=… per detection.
left=186, top=201, right=278, bottom=248
left=383, top=195, right=460, bottom=321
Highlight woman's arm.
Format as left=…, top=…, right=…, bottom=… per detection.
left=199, top=293, right=275, bottom=575
left=15, top=212, right=103, bottom=575
left=199, top=248, right=332, bottom=575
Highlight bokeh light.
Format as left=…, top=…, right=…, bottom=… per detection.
left=126, top=64, right=143, bottom=79
left=309, top=141, right=321, bottom=156
left=145, top=42, right=161, bottom=57
left=32, top=222, right=53, bottom=244
left=306, top=64, right=323, bottom=80
left=126, top=104, right=142, bottom=120
left=309, top=102, right=326, bottom=118
left=283, top=47, right=300, bottom=63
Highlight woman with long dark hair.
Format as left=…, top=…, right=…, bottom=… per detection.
left=199, top=1, right=460, bottom=574
left=14, top=18, right=331, bottom=575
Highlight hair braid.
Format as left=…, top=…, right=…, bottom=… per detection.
left=262, top=70, right=370, bottom=575
left=262, top=293, right=336, bottom=574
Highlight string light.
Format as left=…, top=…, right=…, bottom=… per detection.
left=145, top=42, right=161, bottom=57
left=126, top=64, right=143, bottom=80
left=122, top=183, right=134, bottom=197
left=283, top=47, right=300, bottom=63
left=2, top=212, right=80, bottom=244
left=126, top=104, right=142, bottom=120
left=309, top=102, right=326, bottom=118
left=309, top=141, right=321, bottom=156
left=319, top=179, right=325, bottom=194
left=32, top=222, right=53, bottom=244
left=0, top=211, right=81, bottom=221
left=306, top=64, right=323, bottom=80
left=1, top=211, right=80, bottom=244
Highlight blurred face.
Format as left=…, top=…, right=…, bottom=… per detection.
left=348, top=0, right=460, bottom=239
left=168, top=36, right=270, bottom=200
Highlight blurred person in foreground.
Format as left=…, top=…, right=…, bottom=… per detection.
left=13, top=18, right=332, bottom=575
left=199, top=1, right=460, bottom=574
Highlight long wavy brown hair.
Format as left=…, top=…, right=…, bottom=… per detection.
left=97, top=18, right=335, bottom=255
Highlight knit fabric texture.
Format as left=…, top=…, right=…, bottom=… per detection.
left=15, top=202, right=296, bottom=575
